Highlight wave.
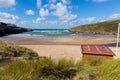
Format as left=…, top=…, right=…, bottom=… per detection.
left=9, top=29, right=89, bottom=38
left=10, top=34, right=31, bottom=37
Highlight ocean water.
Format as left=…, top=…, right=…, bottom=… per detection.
left=10, top=29, right=89, bottom=38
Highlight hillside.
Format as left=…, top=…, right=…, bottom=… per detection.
left=69, top=20, right=120, bottom=35
left=0, top=22, right=32, bottom=36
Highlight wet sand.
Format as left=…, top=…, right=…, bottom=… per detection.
left=0, top=35, right=117, bottom=45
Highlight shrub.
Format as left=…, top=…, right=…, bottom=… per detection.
left=31, top=59, right=77, bottom=80
left=0, top=42, right=38, bottom=59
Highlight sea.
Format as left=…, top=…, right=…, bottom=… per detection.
left=9, top=29, right=89, bottom=38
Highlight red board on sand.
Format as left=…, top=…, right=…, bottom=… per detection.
left=81, top=45, right=115, bottom=56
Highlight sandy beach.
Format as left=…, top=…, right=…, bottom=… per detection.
left=0, top=35, right=120, bottom=61
left=0, top=35, right=117, bottom=45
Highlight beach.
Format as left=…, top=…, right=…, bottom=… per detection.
left=0, top=35, right=119, bottom=61
left=0, top=34, right=117, bottom=45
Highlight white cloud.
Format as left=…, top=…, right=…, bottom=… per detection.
left=53, top=2, right=77, bottom=22
left=67, top=17, right=97, bottom=27
left=45, top=21, right=58, bottom=25
left=49, top=4, right=56, bottom=9
left=48, top=0, right=56, bottom=3
left=0, top=12, right=19, bottom=23
left=60, top=13, right=77, bottom=22
left=0, top=0, right=16, bottom=8
left=43, top=4, right=56, bottom=10
left=80, top=17, right=96, bottom=23
left=37, top=0, right=41, bottom=9
left=33, top=17, right=46, bottom=23
left=39, top=8, right=49, bottom=17
left=54, top=3, right=67, bottom=17
left=92, top=0, right=109, bottom=2
left=61, top=0, right=70, bottom=4
left=25, top=10, right=34, bottom=15
left=108, top=13, right=120, bottom=19
left=20, top=21, right=28, bottom=24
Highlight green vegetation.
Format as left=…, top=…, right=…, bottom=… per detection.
left=69, top=20, right=120, bottom=34
left=0, top=58, right=120, bottom=80
left=0, top=42, right=38, bottom=59
left=0, top=22, right=32, bottom=36
left=98, top=59, right=120, bottom=80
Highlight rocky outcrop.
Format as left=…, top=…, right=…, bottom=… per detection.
left=0, top=22, right=32, bottom=36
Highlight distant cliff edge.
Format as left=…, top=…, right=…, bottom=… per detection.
left=0, top=22, right=32, bottom=36
left=69, top=20, right=120, bottom=35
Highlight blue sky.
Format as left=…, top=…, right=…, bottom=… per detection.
left=0, top=0, right=120, bottom=29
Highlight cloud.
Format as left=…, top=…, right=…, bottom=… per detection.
left=108, top=13, right=120, bottom=19
left=39, top=8, right=49, bottom=17
left=49, top=4, right=56, bottom=9
left=60, top=13, right=77, bottom=22
left=0, top=12, right=19, bottom=23
left=25, top=10, right=35, bottom=15
left=0, top=0, right=16, bottom=8
left=33, top=17, right=46, bottom=23
left=53, top=3, right=67, bottom=17
left=20, top=21, right=29, bottom=24
left=86, top=0, right=109, bottom=3
left=48, top=0, right=56, bottom=3
left=61, top=0, right=71, bottom=4
left=79, top=17, right=97, bottom=23
left=45, top=21, right=58, bottom=25
left=53, top=2, right=77, bottom=22
left=37, top=0, right=41, bottom=9
left=92, top=0, right=109, bottom=2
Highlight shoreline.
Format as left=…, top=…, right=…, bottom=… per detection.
left=0, top=34, right=117, bottom=45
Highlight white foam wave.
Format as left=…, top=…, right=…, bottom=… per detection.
left=10, top=34, right=31, bottom=37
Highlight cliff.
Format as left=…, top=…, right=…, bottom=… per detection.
left=0, top=22, right=32, bottom=36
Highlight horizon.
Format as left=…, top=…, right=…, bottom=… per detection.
left=0, top=0, right=120, bottom=29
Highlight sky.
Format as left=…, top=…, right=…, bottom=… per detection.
left=0, top=0, right=120, bottom=29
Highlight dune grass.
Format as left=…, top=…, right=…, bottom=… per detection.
left=0, top=42, right=120, bottom=80
left=0, top=58, right=120, bottom=80
left=98, top=59, right=120, bottom=80
left=0, top=42, right=38, bottom=59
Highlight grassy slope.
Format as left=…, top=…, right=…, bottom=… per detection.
left=0, top=22, right=32, bottom=36
left=69, top=20, right=120, bottom=34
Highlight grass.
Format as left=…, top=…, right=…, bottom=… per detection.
left=98, top=59, right=120, bottom=80
left=0, top=42, right=120, bottom=80
left=0, top=58, right=120, bottom=80
left=69, top=19, right=120, bottom=34
left=0, top=42, right=38, bottom=59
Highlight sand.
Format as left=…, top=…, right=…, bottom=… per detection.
left=20, top=45, right=82, bottom=61
left=20, top=45, right=120, bottom=61
left=0, top=35, right=117, bottom=45
left=0, top=35, right=120, bottom=61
